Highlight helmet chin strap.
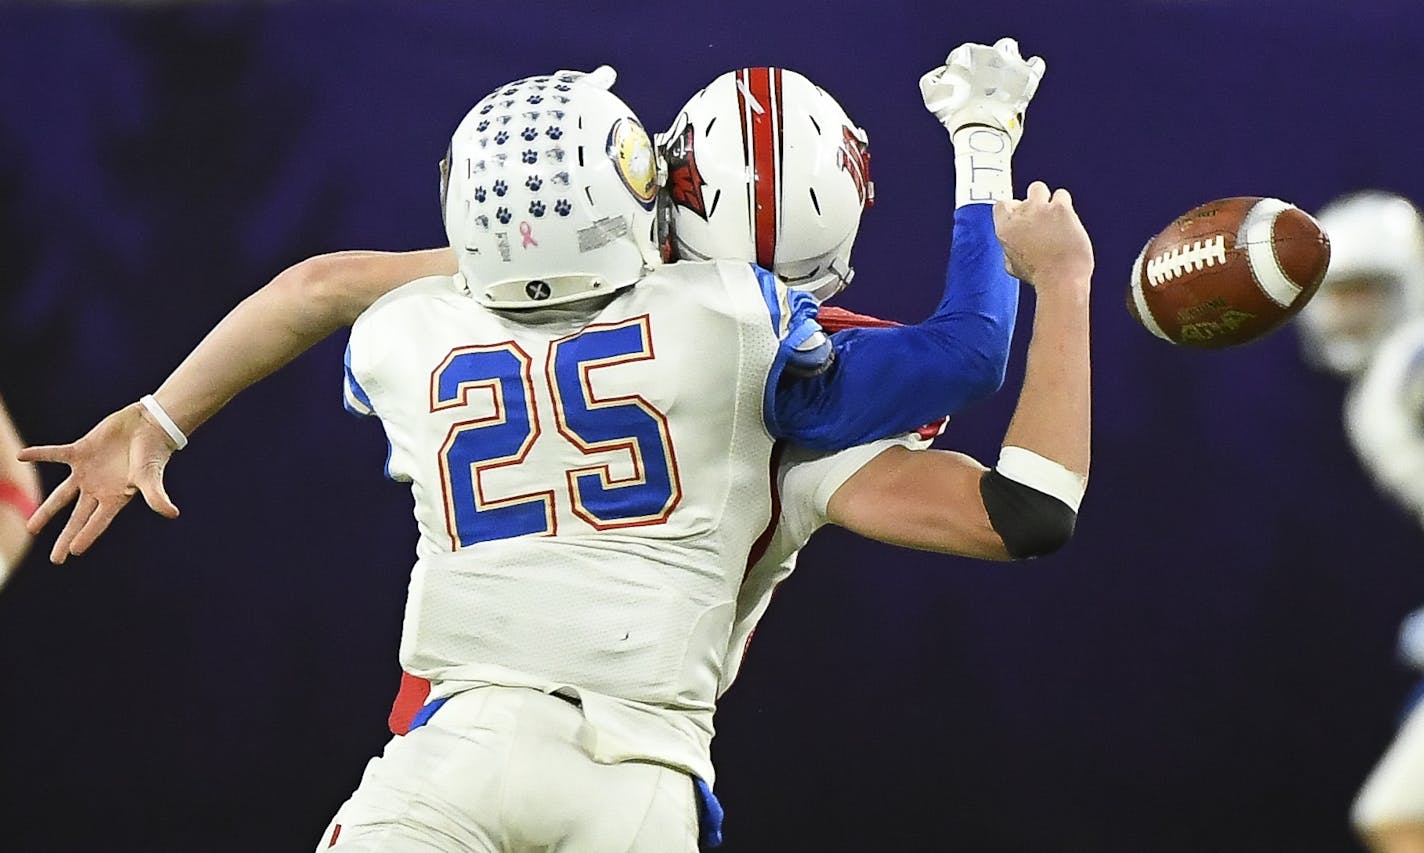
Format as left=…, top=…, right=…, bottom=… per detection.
left=808, top=279, right=845, bottom=305
left=806, top=257, right=854, bottom=304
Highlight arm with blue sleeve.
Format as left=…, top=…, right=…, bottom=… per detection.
left=767, top=203, right=1018, bottom=451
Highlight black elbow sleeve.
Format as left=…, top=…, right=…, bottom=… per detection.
left=979, top=468, right=1078, bottom=559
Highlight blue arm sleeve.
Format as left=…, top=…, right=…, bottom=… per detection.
left=766, top=203, right=1019, bottom=451
left=343, top=340, right=376, bottom=417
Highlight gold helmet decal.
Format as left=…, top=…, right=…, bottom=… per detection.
left=606, top=117, right=659, bottom=210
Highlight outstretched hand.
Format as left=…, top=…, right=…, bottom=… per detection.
left=992, top=180, right=1094, bottom=292
left=17, top=403, right=180, bottom=564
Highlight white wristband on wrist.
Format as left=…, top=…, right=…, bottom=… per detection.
left=139, top=394, right=189, bottom=450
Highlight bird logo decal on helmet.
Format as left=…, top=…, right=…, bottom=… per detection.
left=837, top=125, right=874, bottom=210
left=663, top=117, right=710, bottom=220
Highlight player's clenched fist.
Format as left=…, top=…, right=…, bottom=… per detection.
left=992, top=180, right=1094, bottom=292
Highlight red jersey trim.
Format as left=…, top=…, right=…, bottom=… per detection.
left=388, top=672, right=432, bottom=736
left=816, top=305, right=902, bottom=333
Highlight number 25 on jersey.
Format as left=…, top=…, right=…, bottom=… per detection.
left=431, top=316, right=682, bottom=548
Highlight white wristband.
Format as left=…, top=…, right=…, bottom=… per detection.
left=139, top=394, right=189, bottom=451
left=996, top=446, right=1086, bottom=512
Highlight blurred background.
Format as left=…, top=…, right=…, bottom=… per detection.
left=2, top=0, right=1422, bottom=850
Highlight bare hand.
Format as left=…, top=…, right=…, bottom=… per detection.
left=17, top=403, right=180, bottom=564
left=992, top=181, right=1094, bottom=293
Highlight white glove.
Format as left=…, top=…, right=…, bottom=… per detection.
left=919, top=37, right=1045, bottom=144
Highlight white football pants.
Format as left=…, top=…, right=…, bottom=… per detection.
left=317, top=685, right=700, bottom=852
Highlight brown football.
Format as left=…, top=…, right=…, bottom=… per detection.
left=1126, top=197, right=1331, bottom=348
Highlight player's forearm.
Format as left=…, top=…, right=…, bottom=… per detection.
left=153, top=249, right=454, bottom=434
left=152, top=260, right=347, bottom=433
left=1001, top=282, right=1091, bottom=478
left=901, top=202, right=1021, bottom=405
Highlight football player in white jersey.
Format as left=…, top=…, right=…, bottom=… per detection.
left=22, top=42, right=1089, bottom=851
left=389, top=50, right=1076, bottom=743
left=1298, top=191, right=1424, bottom=853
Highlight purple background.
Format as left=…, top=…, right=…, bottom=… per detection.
left=3, top=1, right=1423, bottom=850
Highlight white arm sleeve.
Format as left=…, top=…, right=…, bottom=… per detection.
left=776, top=433, right=930, bottom=549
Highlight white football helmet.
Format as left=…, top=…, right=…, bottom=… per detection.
left=442, top=70, right=664, bottom=308
left=659, top=68, right=873, bottom=303
left=1298, top=191, right=1424, bottom=376
left=1345, top=317, right=1424, bottom=527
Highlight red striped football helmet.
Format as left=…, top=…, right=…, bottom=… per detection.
left=659, top=68, right=873, bottom=303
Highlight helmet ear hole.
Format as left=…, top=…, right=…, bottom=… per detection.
left=808, top=188, right=821, bottom=217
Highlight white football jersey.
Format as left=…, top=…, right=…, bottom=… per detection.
left=1346, top=317, right=1424, bottom=527
left=343, top=260, right=812, bottom=784
left=717, top=433, right=931, bottom=698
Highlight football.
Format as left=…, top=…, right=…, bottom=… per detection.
left=1126, top=197, right=1331, bottom=348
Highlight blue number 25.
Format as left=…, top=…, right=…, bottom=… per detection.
left=432, top=315, right=682, bottom=549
